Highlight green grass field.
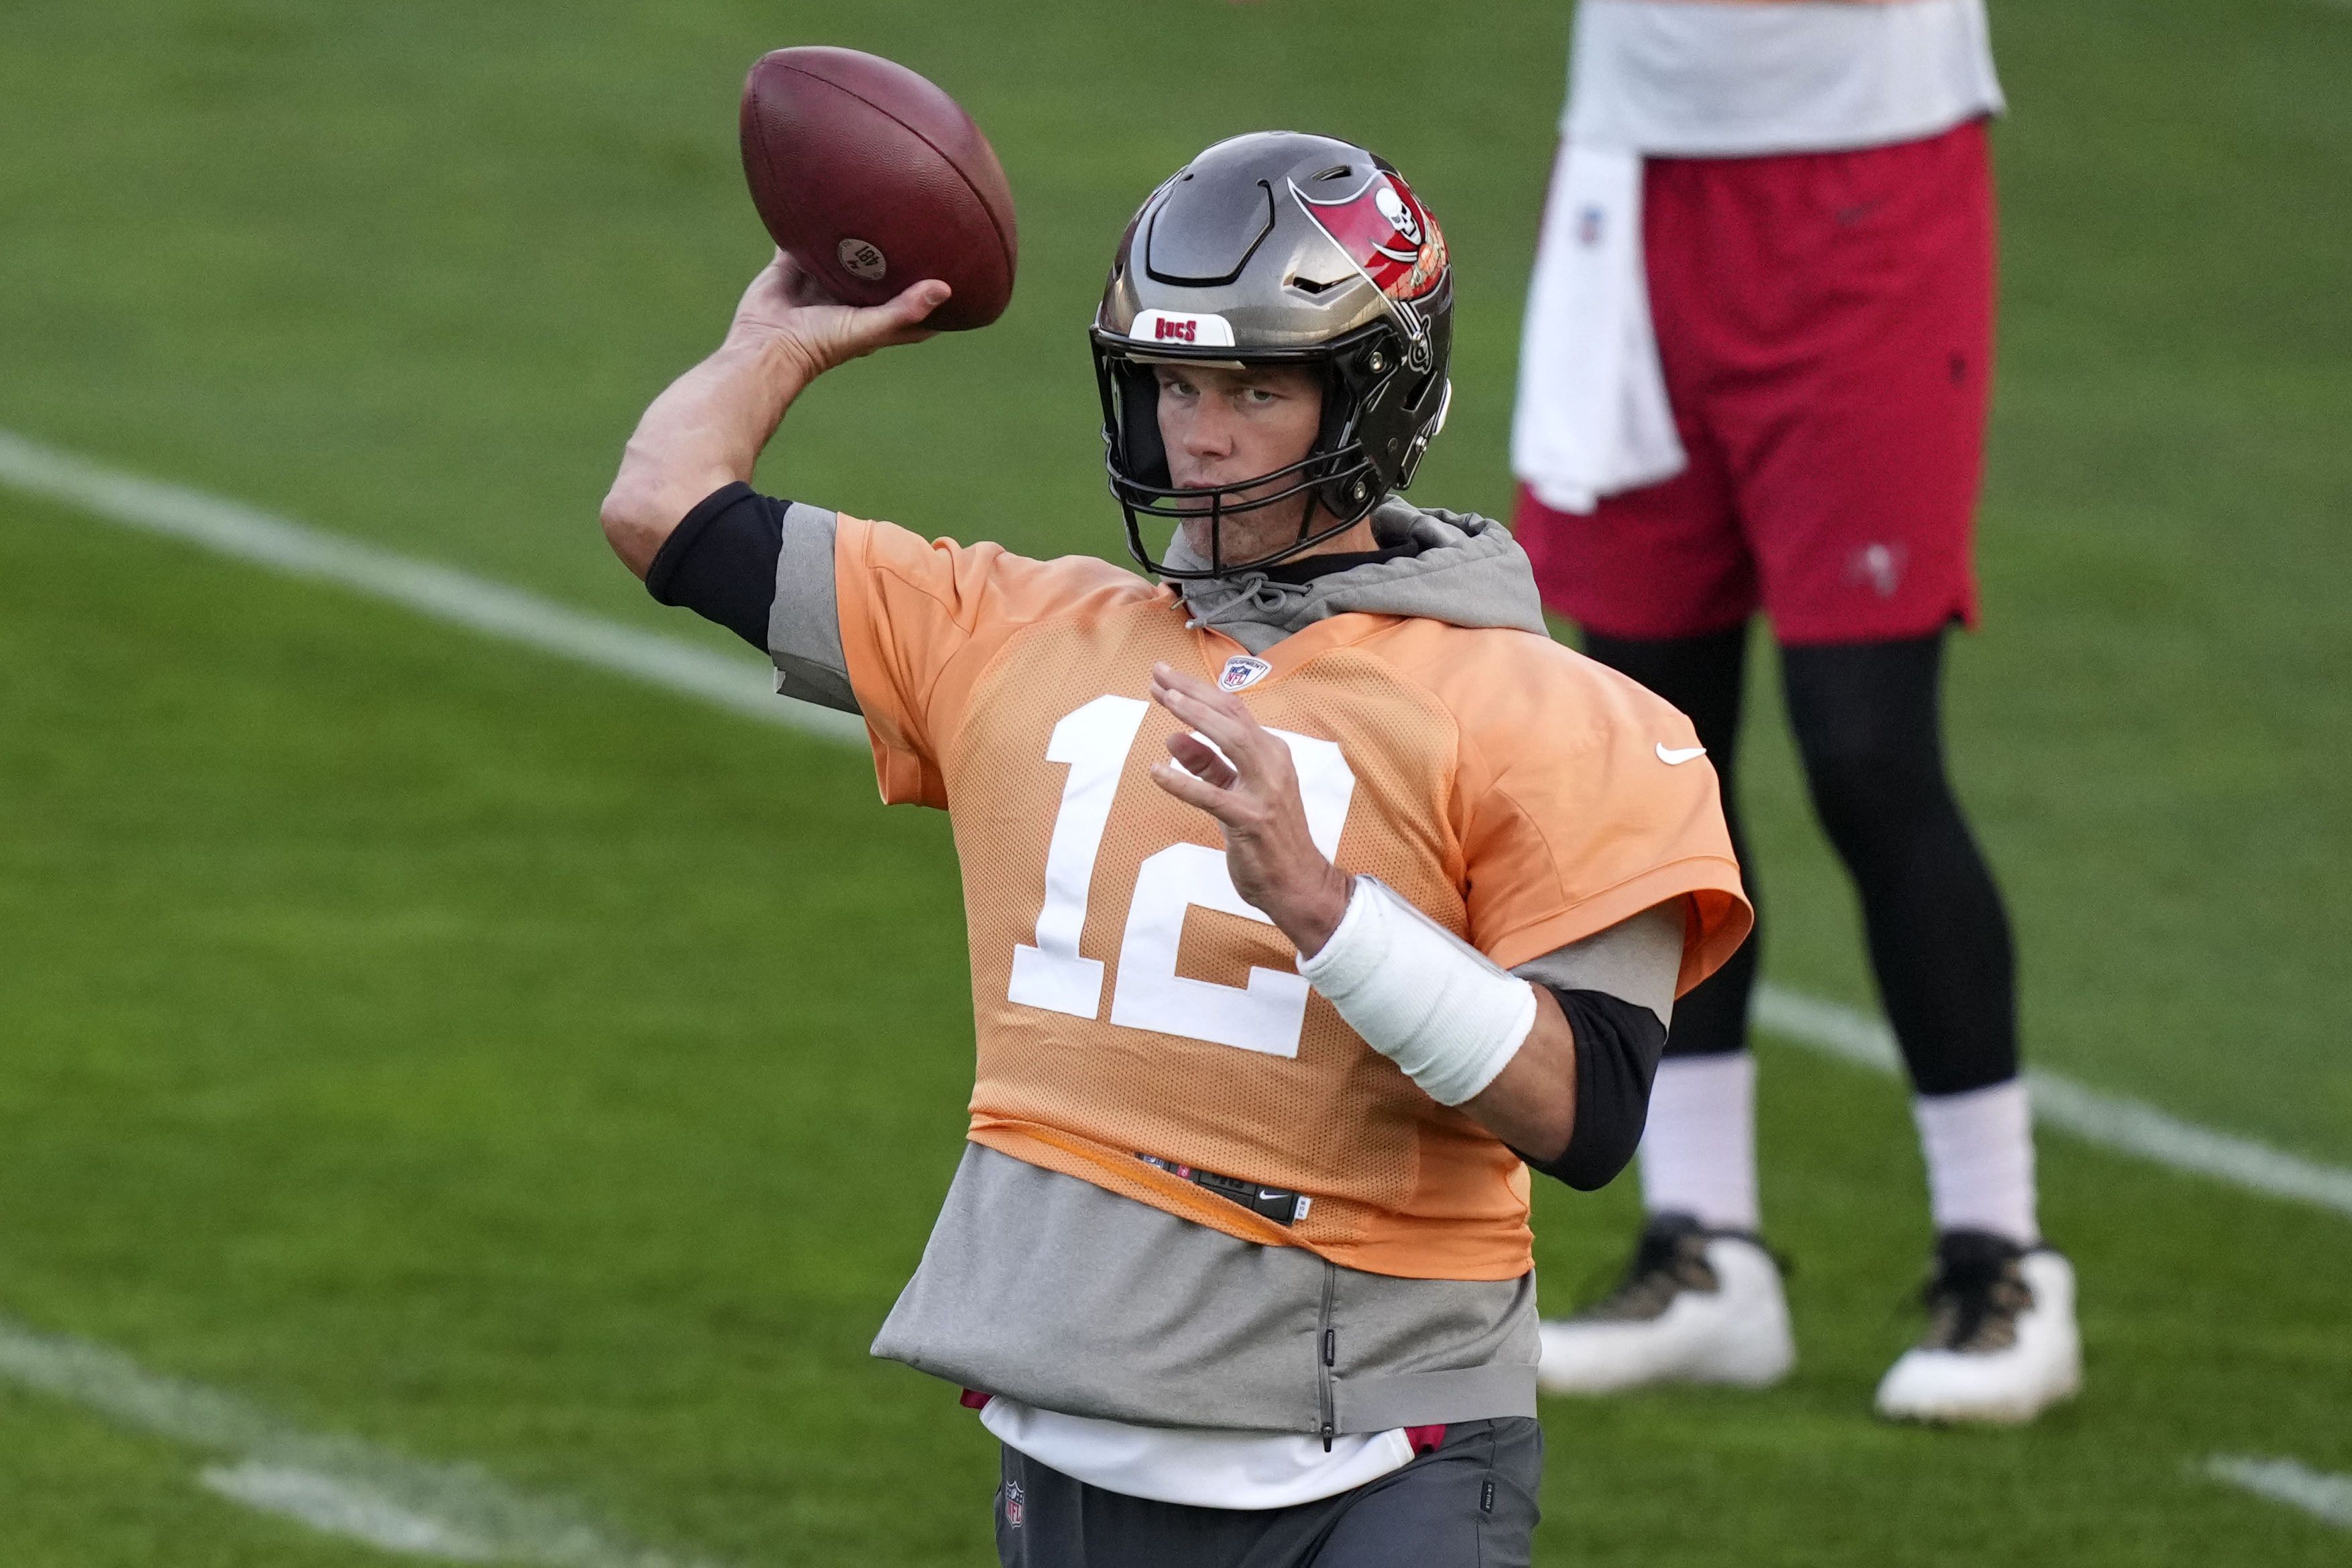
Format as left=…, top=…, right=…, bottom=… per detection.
left=3, top=0, right=2349, bottom=1562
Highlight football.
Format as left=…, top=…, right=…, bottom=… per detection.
left=739, top=46, right=1018, bottom=332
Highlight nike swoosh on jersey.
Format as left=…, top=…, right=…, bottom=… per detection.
left=1656, top=743, right=1707, bottom=765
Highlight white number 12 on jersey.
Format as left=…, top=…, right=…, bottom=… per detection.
left=1008, top=693, right=1357, bottom=1059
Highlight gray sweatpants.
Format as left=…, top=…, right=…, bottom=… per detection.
left=992, top=1418, right=1543, bottom=1568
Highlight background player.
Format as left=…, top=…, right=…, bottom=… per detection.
left=1510, top=0, right=2080, bottom=1424
left=601, top=131, right=1749, bottom=1561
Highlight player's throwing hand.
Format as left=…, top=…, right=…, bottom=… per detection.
left=724, top=249, right=950, bottom=387
left=1146, top=662, right=1354, bottom=955
left=597, top=252, right=949, bottom=577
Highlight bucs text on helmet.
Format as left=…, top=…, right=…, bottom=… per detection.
left=1090, top=131, right=1456, bottom=579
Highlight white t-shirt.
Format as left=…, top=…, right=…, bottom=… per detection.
left=1565, top=0, right=2004, bottom=156
left=978, top=1396, right=1418, bottom=1510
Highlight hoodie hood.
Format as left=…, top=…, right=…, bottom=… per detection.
left=1166, top=497, right=1550, bottom=655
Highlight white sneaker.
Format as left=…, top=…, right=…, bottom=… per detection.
left=1537, top=1215, right=1796, bottom=1395
left=1875, top=1231, right=2082, bottom=1425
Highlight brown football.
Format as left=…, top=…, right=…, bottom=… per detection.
left=739, top=47, right=1018, bottom=332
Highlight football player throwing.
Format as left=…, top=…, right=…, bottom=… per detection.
left=603, top=132, right=1750, bottom=1565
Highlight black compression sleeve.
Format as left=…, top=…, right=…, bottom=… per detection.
left=645, top=481, right=788, bottom=650
left=1515, top=987, right=1669, bottom=1192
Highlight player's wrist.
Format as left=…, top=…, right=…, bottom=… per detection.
left=1282, top=865, right=1356, bottom=959
left=719, top=326, right=824, bottom=394
left=1297, top=878, right=1537, bottom=1108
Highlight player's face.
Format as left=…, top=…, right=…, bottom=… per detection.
left=1153, top=363, right=1324, bottom=559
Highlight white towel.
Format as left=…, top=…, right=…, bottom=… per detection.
left=1509, top=141, right=1686, bottom=515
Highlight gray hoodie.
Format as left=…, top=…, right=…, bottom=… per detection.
left=1166, top=498, right=1551, bottom=654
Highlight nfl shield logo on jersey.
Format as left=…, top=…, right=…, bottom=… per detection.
left=1220, top=655, right=1272, bottom=692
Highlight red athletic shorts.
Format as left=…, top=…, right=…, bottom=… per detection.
left=1515, top=118, right=1995, bottom=646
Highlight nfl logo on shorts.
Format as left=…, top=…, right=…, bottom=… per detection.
left=1219, top=655, right=1271, bottom=692
left=1004, top=1481, right=1024, bottom=1527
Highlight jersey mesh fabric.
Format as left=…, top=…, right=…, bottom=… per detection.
left=952, top=619, right=1498, bottom=1256
left=833, top=514, right=1750, bottom=1281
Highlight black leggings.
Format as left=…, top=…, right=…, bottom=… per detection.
left=1582, top=626, right=2017, bottom=1097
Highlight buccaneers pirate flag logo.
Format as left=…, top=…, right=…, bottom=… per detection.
left=1291, top=168, right=1448, bottom=304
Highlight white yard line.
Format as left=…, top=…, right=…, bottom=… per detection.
left=2202, top=1455, right=2352, bottom=1530
left=4, top=424, right=2349, bottom=1231
left=0, top=1315, right=724, bottom=1565
left=1751, top=987, right=2352, bottom=1219
left=201, top=1463, right=500, bottom=1562
left=0, top=430, right=860, bottom=746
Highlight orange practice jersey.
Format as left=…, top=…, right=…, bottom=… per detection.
left=835, top=515, right=1752, bottom=1281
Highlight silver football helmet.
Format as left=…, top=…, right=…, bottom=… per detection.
left=1090, top=131, right=1455, bottom=579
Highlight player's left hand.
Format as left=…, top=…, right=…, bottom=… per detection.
left=1146, top=662, right=1353, bottom=954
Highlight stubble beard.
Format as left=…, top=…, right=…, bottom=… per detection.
left=1175, top=487, right=1317, bottom=568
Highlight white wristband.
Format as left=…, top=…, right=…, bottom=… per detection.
left=1296, top=877, right=1538, bottom=1107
